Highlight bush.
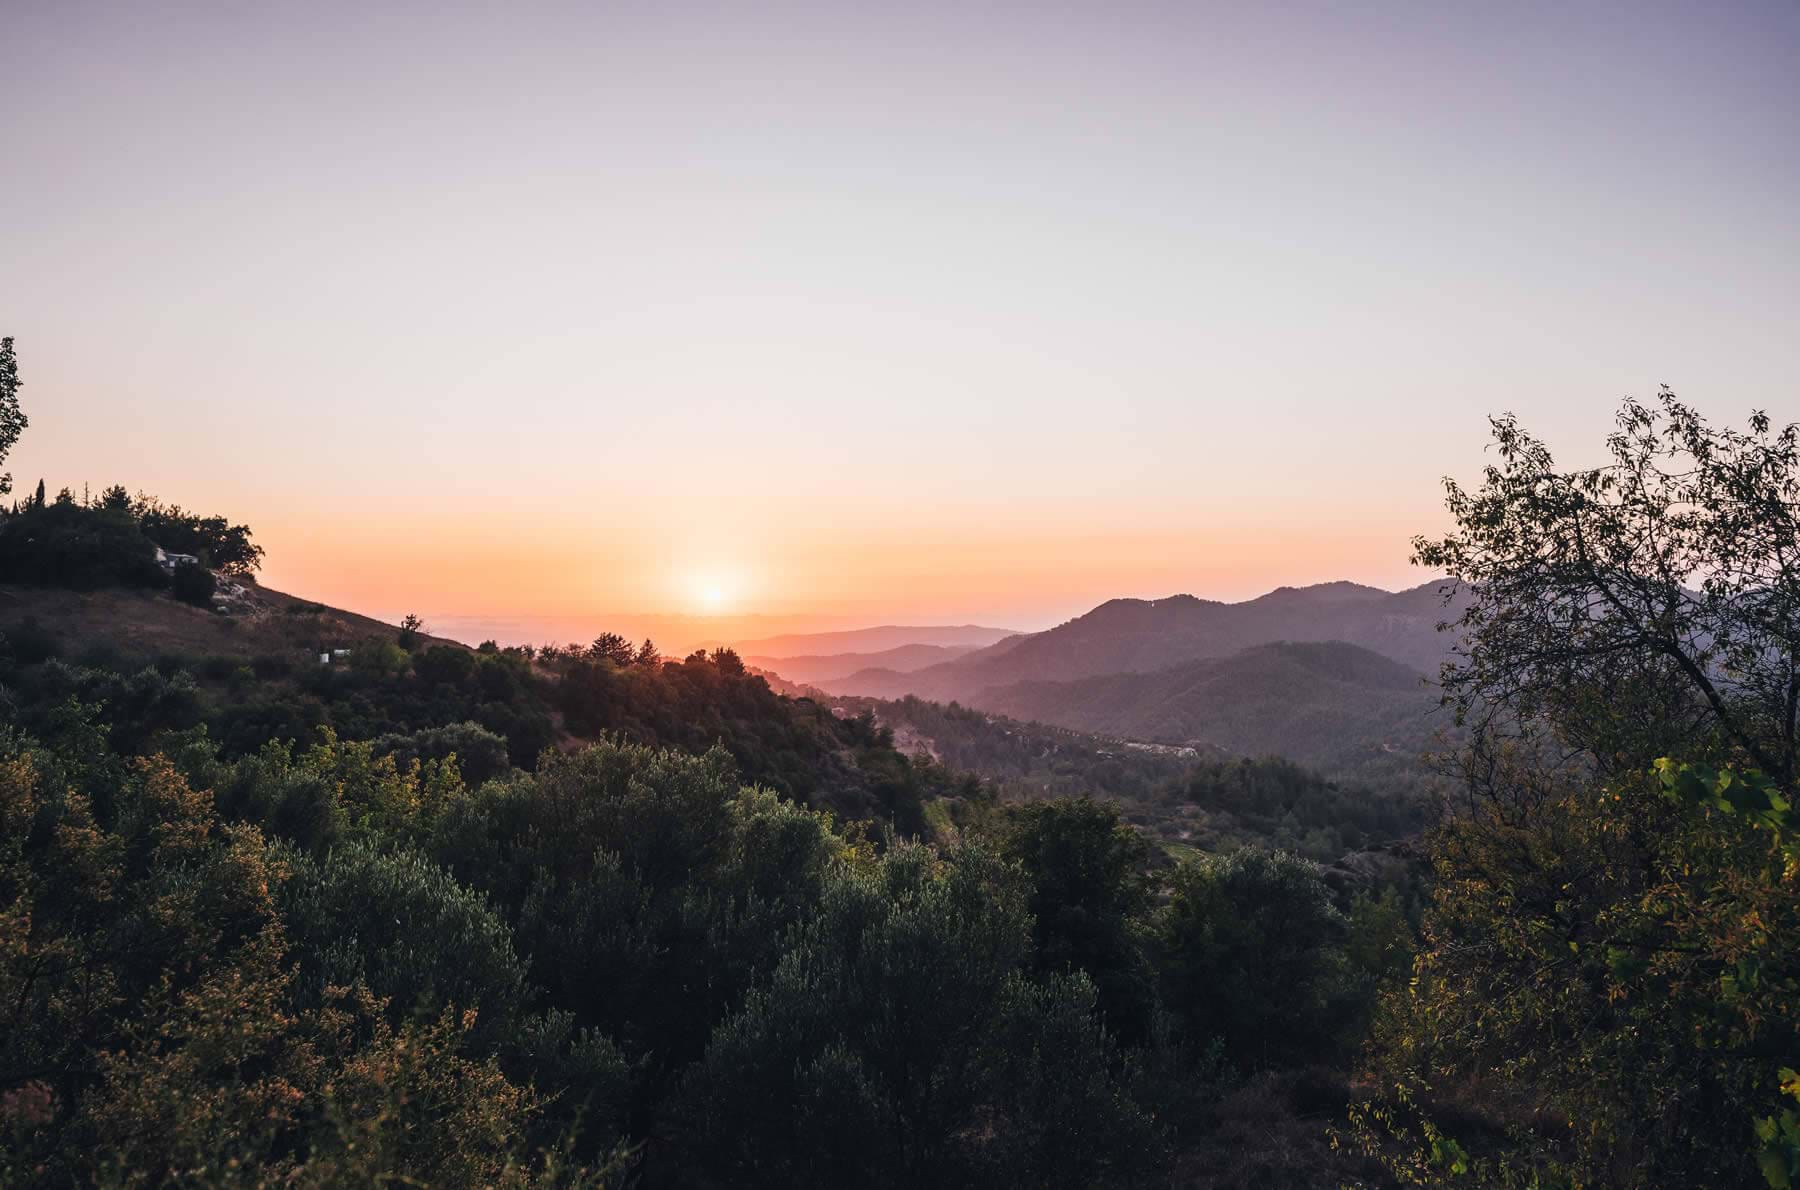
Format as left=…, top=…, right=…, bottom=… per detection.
left=2, top=616, right=58, bottom=665
left=415, top=644, right=476, bottom=687
left=170, top=561, right=216, bottom=607
left=373, top=720, right=513, bottom=787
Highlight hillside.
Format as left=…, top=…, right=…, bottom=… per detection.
left=977, top=640, right=1448, bottom=782
left=821, top=580, right=1465, bottom=701
left=835, top=693, right=1435, bottom=862
left=0, top=580, right=969, bottom=832
left=0, top=580, right=466, bottom=663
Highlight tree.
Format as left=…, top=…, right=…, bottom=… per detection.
left=170, top=560, right=216, bottom=607
left=589, top=632, right=634, bottom=666
left=398, top=612, right=426, bottom=649
left=279, top=842, right=530, bottom=1037
left=416, top=644, right=477, bottom=687
left=0, top=338, right=24, bottom=496
left=1359, top=394, right=1800, bottom=1185
left=1415, top=390, right=1800, bottom=786
left=1155, top=848, right=1348, bottom=1068
left=1001, top=797, right=1156, bottom=1041
left=135, top=498, right=264, bottom=574
left=373, top=720, right=514, bottom=786
left=634, top=638, right=660, bottom=667
left=676, top=842, right=1159, bottom=1187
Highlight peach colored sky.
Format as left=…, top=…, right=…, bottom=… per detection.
left=5, top=2, right=1797, bottom=634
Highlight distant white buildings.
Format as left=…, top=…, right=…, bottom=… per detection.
left=153, top=546, right=200, bottom=574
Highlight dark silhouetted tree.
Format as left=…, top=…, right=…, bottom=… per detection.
left=170, top=561, right=217, bottom=607
left=0, top=337, right=24, bottom=496
left=590, top=632, right=634, bottom=666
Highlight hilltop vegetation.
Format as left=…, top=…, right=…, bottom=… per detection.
left=1, top=482, right=262, bottom=587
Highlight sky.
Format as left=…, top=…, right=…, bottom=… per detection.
left=4, top=0, right=1798, bottom=638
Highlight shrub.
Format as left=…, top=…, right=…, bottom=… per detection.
left=170, top=561, right=216, bottom=607
left=2, top=616, right=58, bottom=664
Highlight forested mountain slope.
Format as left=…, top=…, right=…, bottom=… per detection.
left=977, top=640, right=1446, bottom=780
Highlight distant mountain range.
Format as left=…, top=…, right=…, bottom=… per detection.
left=813, top=581, right=1464, bottom=703
left=742, top=642, right=982, bottom=686
left=733, top=581, right=1469, bottom=784
left=728, top=624, right=1017, bottom=658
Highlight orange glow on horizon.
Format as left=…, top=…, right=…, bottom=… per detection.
left=247, top=502, right=1444, bottom=646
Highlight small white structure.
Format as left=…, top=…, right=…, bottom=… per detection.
left=153, top=546, right=201, bottom=574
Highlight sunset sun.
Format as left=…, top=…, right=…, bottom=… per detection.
left=690, top=572, right=738, bottom=614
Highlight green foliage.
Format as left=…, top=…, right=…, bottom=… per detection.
left=0, top=497, right=166, bottom=588
left=0, top=337, right=23, bottom=497
left=373, top=718, right=513, bottom=786
left=544, top=648, right=961, bottom=830
left=0, top=484, right=263, bottom=588
left=1414, top=390, right=1800, bottom=784
left=417, top=642, right=478, bottom=686
left=0, top=576, right=1410, bottom=1183
left=279, top=841, right=529, bottom=1032
left=1358, top=395, right=1800, bottom=1186
left=1002, top=797, right=1157, bottom=1041
left=1156, top=848, right=1353, bottom=1068
left=135, top=495, right=264, bottom=575
left=348, top=635, right=409, bottom=678
left=677, top=842, right=1160, bottom=1187
left=169, top=559, right=215, bottom=606
left=850, top=694, right=1433, bottom=859
left=0, top=749, right=580, bottom=1186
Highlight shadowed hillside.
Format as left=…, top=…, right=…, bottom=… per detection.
left=977, top=640, right=1447, bottom=780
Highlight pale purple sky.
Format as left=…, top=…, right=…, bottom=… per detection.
left=4, top=0, right=1797, bottom=629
